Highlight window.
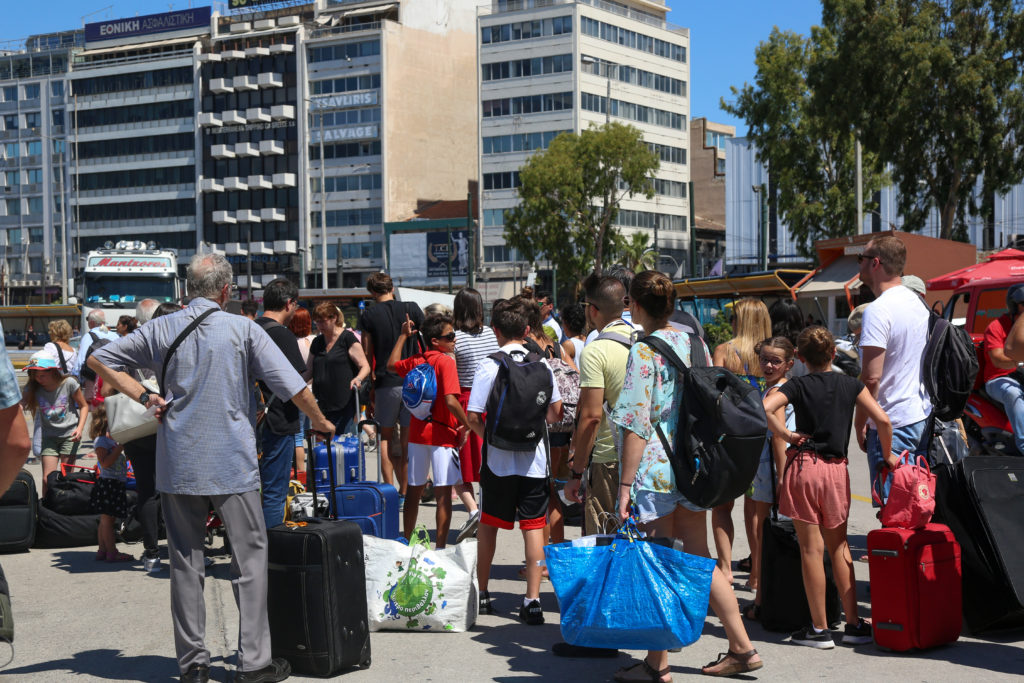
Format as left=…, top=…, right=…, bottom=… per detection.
left=25, top=141, right=41, bottom=156
left=581, top=93, right=684, bottom=130
left=25, top=169, right=42, bottom=184
left=309, top=139, right=381, bottom=160
left=648, top=142, right=686, bottom=165
left=52, top=110, right=64, bottom=127
left=79, top=198, right=194, bottom=222
left=26, top=197, right=43, bottom=215
left=312, top=173, right=382, bottom=193
left=612, top=209, right=685, bottom=231
left=29, top=228, right=43, bottom=244
left=333, top=241, right=383, bottom=260
left=483, top=208, right=506, bottom=227
left=310, top=73, right=380, bottom=95
left=308, top=40, right=380, bottom=63
left=482, top=130, right=569, bottom=155
left=482, top=171, right=520, bottom=190
left=484, top=245, right=519, bottom=263
left=23, top=84, right=40, bottom=100
left=482, top=54, right=573, bottom=81
left=316, top=107, right=381, bottom=128
left=29, top=257, right=42, bottom=274
left=579, top=57, right=686, bottom=97
left=4, top=171, right=18, bottom=185
left=716, top=158, right=726, bottom=175
left=78, top=165, right=195, bottom=191
left=481, top=15, right=572, bottom=45
left=52, top=140, right=65, bottom=154
left=5, top=199, right=20, bottom=216
left=76, top=132, right=192, bottom=160
left=51, top=81, right=64, bottom=97
left=3, top=115, right=17, bottom=131
left=74, top=99, right=192, bottom=128
left=311, top=207, right=382, bottom=227
left=580, top=17, right=686, bottom=63
left=481, top=92, right=573, bottom=118
left=705, top=131, right=731, bottom=149
left=71, top=67, right=192, bottom=97
left=2, top=86, right=15, bottom=102
left=23, top=112, right=40, bottom=129
left=7, top=230, right=22, bottom=248
left=4, top=143, right=18, bottom=159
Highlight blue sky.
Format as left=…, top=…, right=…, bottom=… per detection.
left=2, top=0, right=823, bottom=135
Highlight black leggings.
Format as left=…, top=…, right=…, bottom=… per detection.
left=124, top=435, right=161, bottom=554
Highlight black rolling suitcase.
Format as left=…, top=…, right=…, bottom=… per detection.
left=0, top=469, right=37, bottom=552
left=758, top=454, right=841, bottom=632
left=933, top=456, right=1024, bottom=633
left=266, top=432, right=371, bottom=676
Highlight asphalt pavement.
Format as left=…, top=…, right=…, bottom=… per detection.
left=1, top=428, right=1022, bottom=682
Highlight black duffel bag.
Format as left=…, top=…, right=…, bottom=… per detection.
left=43, top=470, right=95, bottom=517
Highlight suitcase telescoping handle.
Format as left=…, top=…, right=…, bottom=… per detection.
left=357, top=419, right=383, bottom=484
left=306, top=429, right=337, bottom=519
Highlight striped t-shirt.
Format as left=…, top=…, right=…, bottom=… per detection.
left=454, top=327, right=500, bottom=388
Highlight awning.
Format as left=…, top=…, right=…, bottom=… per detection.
left=674, top=269, right=812, bottom=300
left=76, top=35, right=198, bottom=57
left=797, top=255, right=862, bottom=299
left=345, top=3, right=396, bottom=17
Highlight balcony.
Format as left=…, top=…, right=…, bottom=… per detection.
left=270, top=105, right=295, bottom=121
left=200, top=178, right=224, bottom=193
left=245, top=108, right=271, bottom=124
left=197, top=112, right=221, bottom=127
left=223, top=177, right=248, bottom=191
left=235, top=142, right=259, bottom=157
left=259, top=139, right=284, bottom=155
left=221, top=49, right=245, bottom=60
left=236, top=209, right=261, bottom=223
left=278, top=15, right=300, bottom=27
left=225, top=242, right=248, bottom=256
left=268, top=43, right=294, bottom=54
left=210, top=78, right=233, bottom=94
left=263, top=208, right=286, bottom=222
left=221, top=110, right=246, bottom=125
left=211, top=144, right=235, bottom=159
left=230, top=21, right=252, bottom=33
left=198, top=53, right=221, bottom=63
left=248, top=174, right=273, bottom=190
left=272, top=173, right=296, bottom=188
left=257, top=72, right=282, bottom=89
left=213, top=210, right=236, bottom=224
left=254, top=19, right=276, bottom=31
left=246, top=45, right=270, bottom=57
left=233, top=75, right=257, bottom=91
left=250, top=241, right=273, bottom=255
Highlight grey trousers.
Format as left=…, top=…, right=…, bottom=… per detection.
left=162, top=490, right=271, bottom=674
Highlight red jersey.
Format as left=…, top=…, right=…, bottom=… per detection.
left=983, top=314, right=1015, bottom=384
left=394, top=350, right=461, bottom=447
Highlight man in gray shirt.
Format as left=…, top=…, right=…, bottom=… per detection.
left=89, top=253, right=334, bottom=683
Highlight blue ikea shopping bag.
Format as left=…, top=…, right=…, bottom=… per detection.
left=544, top=521, right=715, bottom=651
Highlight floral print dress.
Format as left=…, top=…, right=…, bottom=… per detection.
left=610, top=328, right=697, bottom=495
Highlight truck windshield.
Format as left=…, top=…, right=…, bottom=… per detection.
left=84, top=274, right=176, bottom=304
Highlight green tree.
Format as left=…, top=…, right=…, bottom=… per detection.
left=723, top=28, right=887, bottom=257
left=504, top=122, right=659, bottom=286
left=614, top=231, right=658, bottom=272
left=818, top=0, right=1024, bottom=240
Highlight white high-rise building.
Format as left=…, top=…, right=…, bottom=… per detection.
left=477, top=0, right=690, bottom=295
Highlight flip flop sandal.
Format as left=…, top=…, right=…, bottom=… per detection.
left=106, top=551, right=136, bottom=563
left=741, top=601, right=761, bottom=621
left=701, top=649, right=764, bottom=677
left=614, top=660, right=672, bottom=683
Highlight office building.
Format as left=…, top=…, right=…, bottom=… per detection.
left=477, top=0, right=690, bottom=296
left=689, top=116, right=731, bottom=277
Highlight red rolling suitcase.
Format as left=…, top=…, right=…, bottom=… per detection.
left=867, top=523, right=961, bottom=651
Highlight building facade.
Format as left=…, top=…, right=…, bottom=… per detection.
left=689, top=116, right=732, bottom=277
left=477, top=0, right=690, bottom=297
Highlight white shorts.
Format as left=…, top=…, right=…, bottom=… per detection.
left=407, top=443, right=462, bottom=487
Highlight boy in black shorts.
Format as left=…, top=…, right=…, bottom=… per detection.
left=467, top=299, right=563, bottom=625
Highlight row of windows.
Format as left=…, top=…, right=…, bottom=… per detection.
left=312, top=207, right=383, bottom=227
left=78, top=133, right=193, bottom=160
left=79, top=198, right=194, bottom=223
left=311, top=74, right=381, bottom=96
left=482, top=92, right=572, bottom=118
left=653, top=178, right=687, bottom=198
left=308, top=40, right=381, bottom=63
left=4, top=169, right=44, bottom=184
left=482, top=54, right=572, bottom=82
left=206, top=224, right=297, bottom=245
left=203, top=87, right=296, bottom=112
left=78, top=165, right=194, bottom=191
left=1, top=111, right=61, bottom=130
left=204, top=189, right=299, bottom=212
left=482, top=130, right=568, bottom=155
left=482, top=171, right=520, bottom=190
left=204, top=156, right=296, bottom=179
left=705, top=131, right=732, bottom=149
left=312, top=173, right=382, bottom=193
left=315, top=107, right=380, bottom=128
left=581, top=92, right=684, bottom=130
left=483, top=245, right=521, bottom=263
left=205, top=55, right=295, bottom=80
left=614, top=209, right=685, bottom=231
left=580, top=16, right=686, bottom=63
left=581, top=58, right=686, bottom=97
left=329, top=241, right=382, bottom=260
left=4, top=197, right=43, bottom=216
left=480, top=16, right=572, bottom=44
left=649, top=142, right=686, bottom=165
left=3, top=141, right=45, bottom=158
left=74, top=100, right=192, bottom=128
left=203, top=128, right=298, bottom=149
left=309, top=140, right=381, bottom=160
left=71, top=67, right=192, bottom=97
left=1, top=84, right=41, bottom=102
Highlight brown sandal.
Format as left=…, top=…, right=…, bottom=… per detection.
left=701, top=649, right=763, bottom=677
left=614, top=659, right=672, bottom=682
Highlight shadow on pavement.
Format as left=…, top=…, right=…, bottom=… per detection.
left=49, top=550, right=145, bottom=575
left=853, top=632, right=1024, bottom=675
left=2, top=648, right=181, bottom=681
left=473, top=620, right=625, bottom=682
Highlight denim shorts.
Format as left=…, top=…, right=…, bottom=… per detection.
left=750, top=457, right=773, bottom=504
left=633, top=487, right=703, bottom=523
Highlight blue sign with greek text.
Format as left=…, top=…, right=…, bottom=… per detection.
left=85, top=7, right=211, bottom=44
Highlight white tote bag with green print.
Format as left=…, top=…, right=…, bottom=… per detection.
left=363, top=526, right=478, bottom=632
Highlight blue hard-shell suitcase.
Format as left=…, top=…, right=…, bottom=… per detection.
left=324, top=421, right=400, bottom=539
left=312, top=434, right=363, bottom=490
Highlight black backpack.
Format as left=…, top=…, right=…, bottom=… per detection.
left=640, top=335, right=767, bottom=509
left=919, top=300, right=978, bottom=421
left=80, top=331, right=114, bottom=381
left=484, top=349, right=553, bottom=452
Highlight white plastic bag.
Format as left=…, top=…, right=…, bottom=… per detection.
left=363, top=526, right=477, bottom=632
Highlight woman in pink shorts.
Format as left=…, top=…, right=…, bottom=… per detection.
left=762, top=326, right=899, bottom=650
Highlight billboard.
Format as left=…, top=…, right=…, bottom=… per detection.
left=85, top=7, right=211, bottom=44
left=389, top=229, right=470, bottom=287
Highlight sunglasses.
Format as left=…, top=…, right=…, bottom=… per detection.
left=437, top=332, right=457, bottom=342
left=857, top=253, right=879, bottom=264
left=758, top=356, right=787, bottom=367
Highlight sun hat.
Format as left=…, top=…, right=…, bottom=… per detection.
left=23, top=350, right=60, bottom=372
left=901, top=275, right=926, bottom=297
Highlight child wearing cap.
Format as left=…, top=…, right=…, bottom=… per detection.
left=22, top=351, right=89, bottom=495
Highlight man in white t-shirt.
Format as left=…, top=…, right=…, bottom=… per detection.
left=536, top=290, right=563, bottom=342
left=467, top=299, right=562, bottom=627
left=857, top=236, right=931, bottom=499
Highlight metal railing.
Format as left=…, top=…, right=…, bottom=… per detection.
left=481, top=0, right=686, bottom=35
left=73, top=183, right=195, bottom=200
left=309, top=22, right=383, bottom=40
left=72, top=46, right=195, bottom=71
left=75, top=151, right=194, bottom=168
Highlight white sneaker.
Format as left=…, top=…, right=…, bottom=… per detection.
left=143, top=555, right=163, bottom=574
left=456, top=511, right=481, bottom=544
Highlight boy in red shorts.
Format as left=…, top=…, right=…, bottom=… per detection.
left=467, top=299, right=562, bottom=625
left=388, top=312, right=469, bottom=547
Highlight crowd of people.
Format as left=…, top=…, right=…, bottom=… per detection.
left=0, top=233, right=986, bottom=682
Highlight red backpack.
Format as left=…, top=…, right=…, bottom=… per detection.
left=873, top=452, right=936, bottom=529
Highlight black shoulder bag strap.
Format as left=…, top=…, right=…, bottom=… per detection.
left=256, top=318, right=286, bottom=408
left=159, top=308, right=217, bottom=396
left=55, top=344, right=68, bottom=374
left=638, top=335, right=691, bottom=463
